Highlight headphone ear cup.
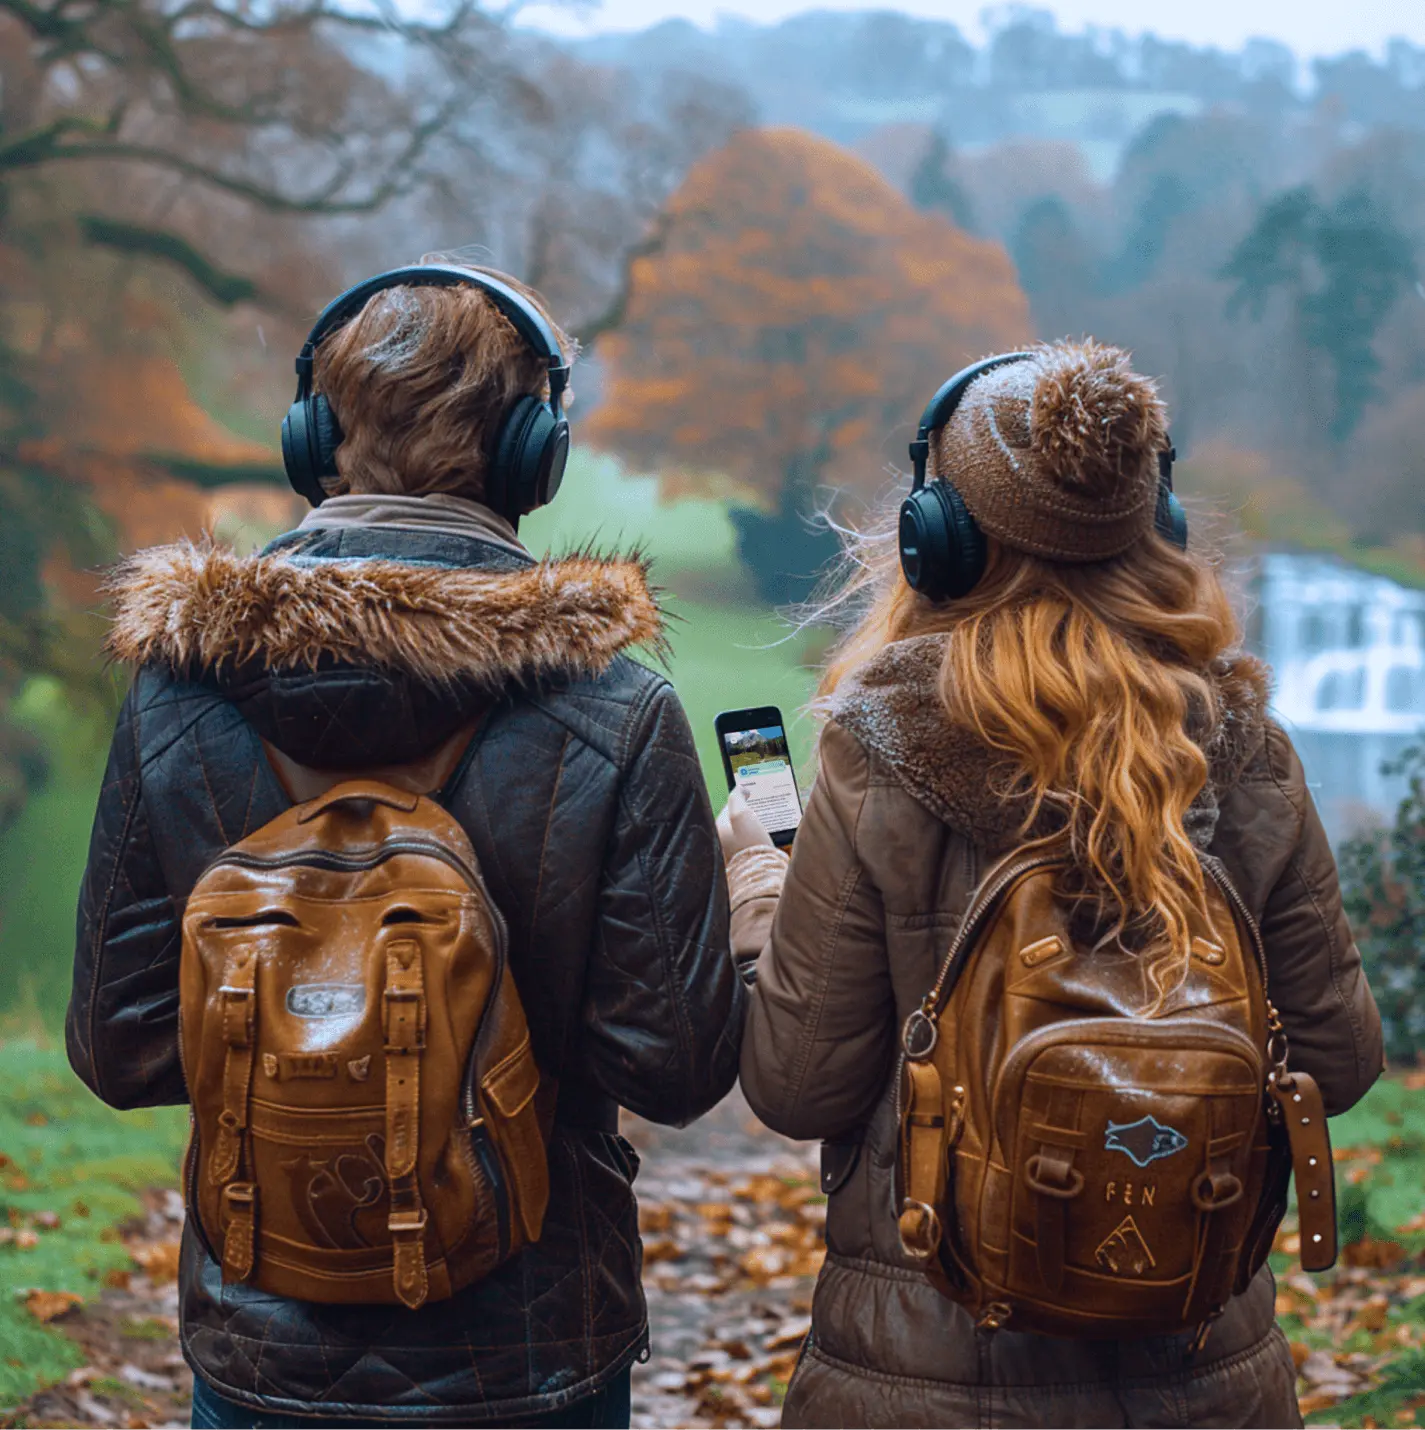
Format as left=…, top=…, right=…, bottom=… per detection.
left=281, top=395, right=342, bottom=507
left=1155, top=482, right=1189, bottom=551
left=899, top=482, right=986, bottom=601
left=491, top=396, right=569, bottom=520
left=310, top=395, right=342, bottom=479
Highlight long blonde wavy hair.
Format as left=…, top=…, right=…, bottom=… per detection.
left=816, top=510, right=1266, bottom=1007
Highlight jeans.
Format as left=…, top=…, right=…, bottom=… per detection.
left=190, top=1368, right=633, bottom=1429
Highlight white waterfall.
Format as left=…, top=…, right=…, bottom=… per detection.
left=1251, top=551, right=1425, bottom=844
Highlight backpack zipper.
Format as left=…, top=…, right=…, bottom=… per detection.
left=207, top=839, right=484, bottom=889
left=925, top=848, right=1067, bottom=1018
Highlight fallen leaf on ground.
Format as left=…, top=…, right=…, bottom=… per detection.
left=26, top=1289, right=83, bottom=1322
left=129, top=1241, right=181, bottom=1282
left=642, top=1237, right=683, bottom=1265
left=639, top=1203, right=673, bottom=1234
left=1347, top=1295, right=1391, bottom=1335
left=1344, top=1238, right=1406, bottom=1271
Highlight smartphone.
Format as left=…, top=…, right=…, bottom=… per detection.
left=714, top=706, right=803, bottom=848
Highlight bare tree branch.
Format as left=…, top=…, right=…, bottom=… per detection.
left=79, top=214, right=261, bottom=304
left=573, top=210, right=671, bottom=349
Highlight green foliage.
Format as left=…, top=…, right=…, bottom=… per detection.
left=909, top=131, right=976, bottom=231
left=1222, top=186, right=1417, bottom=440
left=1339, top=745, right=1425, bottom=1065
left=1116, top=173, right=1193, bottom=288
left=0, top=681, right=114, bottom=1025
left=1311, top=1351, right=1425, bottom=1427
left=0, top=1041, right=187, bottom=1414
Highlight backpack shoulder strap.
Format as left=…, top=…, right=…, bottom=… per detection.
left=263, top=719, right=481, bottom=805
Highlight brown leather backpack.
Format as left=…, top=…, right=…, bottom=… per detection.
left=179, top=749, right=548, bottom=1311
left=896, top=841, right=1336, bottom=1340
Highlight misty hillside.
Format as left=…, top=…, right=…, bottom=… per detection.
left=558, top=10, right=1425, bottom=181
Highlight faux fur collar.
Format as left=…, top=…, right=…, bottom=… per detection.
left=829, top=633, right=1269, bottom=850
left=105, top=541, right=666, bottom=689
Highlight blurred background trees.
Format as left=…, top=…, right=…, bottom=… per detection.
left=1, top=0, right=1424, bottom=1021
left=587, top=127, right=1028, bottom=604
left=1341, top=747, right=1425, bottom=1064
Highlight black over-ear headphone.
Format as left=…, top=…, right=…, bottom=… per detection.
left=898, top=352, right=1188, bottom=601
left=280, top=265, right=572, bottom=524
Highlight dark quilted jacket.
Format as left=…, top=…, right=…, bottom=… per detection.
left=67, top=523, right=744, bottom=1423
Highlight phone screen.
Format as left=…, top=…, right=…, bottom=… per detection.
left=721, top=721, right=802, bottom=840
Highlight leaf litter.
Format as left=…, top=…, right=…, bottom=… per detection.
left=5, top=1081, right=1423, bottom=1428
left=3, top=1188, right=190, bottom=1429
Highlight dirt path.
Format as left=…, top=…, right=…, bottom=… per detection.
left=6, top=1092, right=818, bottom=1430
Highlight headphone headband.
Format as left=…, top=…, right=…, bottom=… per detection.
left=294, top=264, right=570, bottom=409
left=909, top=351, right=1035, bottom=489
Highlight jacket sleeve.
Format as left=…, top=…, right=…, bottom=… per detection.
left=1212, top=722, right=1384, bottom=1116
left=740, top=722, right=895, bottom=1142
left=580, top=678, right=745, bottom=1127
left=67, top=684, right=186, bottom=1110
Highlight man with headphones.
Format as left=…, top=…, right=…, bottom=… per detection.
left=69, top=263, right=745, bottom=1428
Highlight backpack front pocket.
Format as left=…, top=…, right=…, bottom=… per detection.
left=991, top=1017, right=1264, bottom=1337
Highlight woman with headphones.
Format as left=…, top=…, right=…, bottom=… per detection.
left=70, top=263, right=744, bottom=1429
left=719, top=340, right=1382, bottom=1428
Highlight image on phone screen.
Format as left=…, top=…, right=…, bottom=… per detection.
left=716, top=709, right=803, bottom=845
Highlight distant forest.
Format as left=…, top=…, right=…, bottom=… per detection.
left=564, top=9, right=1425, bottom=585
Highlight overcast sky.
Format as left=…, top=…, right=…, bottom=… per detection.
left=518, top=0, right=1425, bottom=60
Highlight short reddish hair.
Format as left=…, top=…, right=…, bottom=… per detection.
left=312, top=265, right=573, bottom=501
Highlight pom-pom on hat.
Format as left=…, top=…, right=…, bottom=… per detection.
left=930, top=340, right=1168, bottom=563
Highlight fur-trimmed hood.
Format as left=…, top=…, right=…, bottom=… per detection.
left=105, top=536, right=666, bottom=769
left=829, top=633, right=1269, bottom=850
left=107, top=541, right=665, bottom=688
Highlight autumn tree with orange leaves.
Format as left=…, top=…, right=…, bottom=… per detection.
left=0, top=0, right=749, bottom=829
left=589, top=126, right=1032, bottom=602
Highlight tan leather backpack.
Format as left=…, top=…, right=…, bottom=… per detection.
left=179, top=746, right=548, bottom=1311
left=896, top=841, right=1336, bottom=1341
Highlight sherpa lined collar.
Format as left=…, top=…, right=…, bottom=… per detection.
left=828, top=633, right=1269, bottom=850
left=105, top=541, right=665, bottom=689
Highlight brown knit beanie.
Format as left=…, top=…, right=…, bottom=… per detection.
left=930, top=340, right=1168, bottom=563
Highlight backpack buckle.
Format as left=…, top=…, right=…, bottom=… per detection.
left=902, top=1009, right=938, bottom=1061
left=897, top=1199, right=942, bottom=1262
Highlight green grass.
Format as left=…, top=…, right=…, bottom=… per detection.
left=521, top=455, right=820, bottom=786
left=0, top=1040, right=187, bottom=1414
left=0, top=683, right=114, bottom=1029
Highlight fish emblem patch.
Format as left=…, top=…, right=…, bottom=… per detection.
left=1104, top=1115, right=1188, bottom=1168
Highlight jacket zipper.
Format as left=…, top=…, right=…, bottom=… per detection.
left=1199, top=855, right=1270, bottom=994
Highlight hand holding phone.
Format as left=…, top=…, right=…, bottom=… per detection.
left=714, top=706, right=803, bottom=848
